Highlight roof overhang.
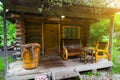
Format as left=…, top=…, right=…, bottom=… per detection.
left=4, top=0, right=120, bottom=19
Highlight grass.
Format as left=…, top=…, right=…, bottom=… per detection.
left=112, top=44, right=120, bottom=74
left=85, top=71, right=93, bottom=76
left=0, top=58, right=4, bottom=72
left=84, top=71, right=101, bottom=77
left=0, top=56, right=13, bottom=80
left=0, top=58, right=4, bottom=80
left=0, top=56, right=13, bottom=72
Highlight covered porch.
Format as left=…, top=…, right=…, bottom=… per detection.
left=2, top=0, right=120, bottom=80
left=7, top=57, right=112, bottom=80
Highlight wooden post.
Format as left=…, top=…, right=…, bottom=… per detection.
left=42, top=23, right=44, bottom=55
left=58, top=24, right=61, bottom=55
left=85, top=23, right=90, bottom=47
left=3, top=0, right=8, bottom=79
left=109, top=16, right=114, bottom=59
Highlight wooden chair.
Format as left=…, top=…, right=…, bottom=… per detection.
left=61, top=39, right=82, bottom=60
left=93, top=41, right=111, bottom=62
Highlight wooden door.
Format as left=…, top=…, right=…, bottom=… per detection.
left=44, top=24, right=59, bottom=56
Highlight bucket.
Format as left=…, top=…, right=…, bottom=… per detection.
left=21, top=43, right=41, bottom=69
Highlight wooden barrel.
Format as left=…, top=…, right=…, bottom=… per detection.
left=21, top=43, right=41, bottom=69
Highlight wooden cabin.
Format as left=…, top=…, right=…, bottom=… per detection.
left=14, top=15, right=92, bottom=55
left=2, top=0, right=120, bottom=80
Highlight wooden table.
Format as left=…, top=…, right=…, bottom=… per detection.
left=79, top=47, right=94, bottom=64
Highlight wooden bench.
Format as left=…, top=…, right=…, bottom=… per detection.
left=61, top=39, right=82, bottom=60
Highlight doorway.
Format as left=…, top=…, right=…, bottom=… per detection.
left=44, top=24, right=60, bottom=56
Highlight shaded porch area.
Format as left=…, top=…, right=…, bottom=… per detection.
left=6, top=57, right=113, bottom=80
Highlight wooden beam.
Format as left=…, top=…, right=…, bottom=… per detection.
left=25, top=17, right=96, bottom=25
left=11, top=0, right=41, bottom=7
left=109, top=16, right=114, bottom=59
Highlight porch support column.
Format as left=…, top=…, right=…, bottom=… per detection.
left=109, top=16, right=114, bottom=59
left=3, top=0, right=8, bottom=79
left=86, top=22, right=90, bottom=47
left=58, top=24, right=61, bottom=55
left=42, top=23, right=44, bottom=55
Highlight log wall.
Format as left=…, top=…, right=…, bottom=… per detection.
left=15, top=19, right=25, bottom=51
left=15, top=17, right=90, bottom=53
left=80, top=25, right=90, bottom=47
left=25, top=22, right=42, bottom=45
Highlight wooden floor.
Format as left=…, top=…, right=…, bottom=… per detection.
left=6, top=56, right=113, bottom=80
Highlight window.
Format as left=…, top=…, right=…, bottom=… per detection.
left=63, top=26, right=80, bottom=39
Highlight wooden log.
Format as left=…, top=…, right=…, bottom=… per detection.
left=26, top=30, right=41, bottom=33
left=16, top=29, right=25, bottom=32
left=11, top=14, right=20, bottom=19
left=16, top=33, right=25, bottom=37
left=16, top=43, right=21, bottom=47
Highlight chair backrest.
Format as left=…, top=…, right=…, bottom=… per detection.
left=62, top=39, right=82, bottom=53
left=95, top=42, right=109, bottom=51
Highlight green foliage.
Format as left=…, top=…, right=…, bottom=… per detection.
left=0, top=16, right=16, bottom=47
left=85, top=71, right=93, bottom=76
left=84, top=71, right=101, bottom=77
left=6, top=21, right=16, bottom=46
left=0, top=1, right=3, bottom=13
left=90, top=19, right=110, bottom=45
left=114, top=14, right=120, bottom=32
left=90, top=14, right=120, bottom=45
left=0, top=2, right=16, bottom=47
left=112, top=40, right=120, bottom=74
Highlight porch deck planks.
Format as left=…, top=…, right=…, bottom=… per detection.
left=6, top=58, right=113, bottom=80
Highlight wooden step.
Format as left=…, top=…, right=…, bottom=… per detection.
left=53, top=69, right=82, bottom=80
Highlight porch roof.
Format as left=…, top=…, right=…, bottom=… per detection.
left=4, top=0, right=120, bottom=19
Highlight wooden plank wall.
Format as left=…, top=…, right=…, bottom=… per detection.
left=80, top=25, right=90, bottom=47
left=15, top=17, right=90, bottom=53
left=25, top=22, right=42, bottom=45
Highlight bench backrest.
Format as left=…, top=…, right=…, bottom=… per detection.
left=62, top=39, right=82, bottom=53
